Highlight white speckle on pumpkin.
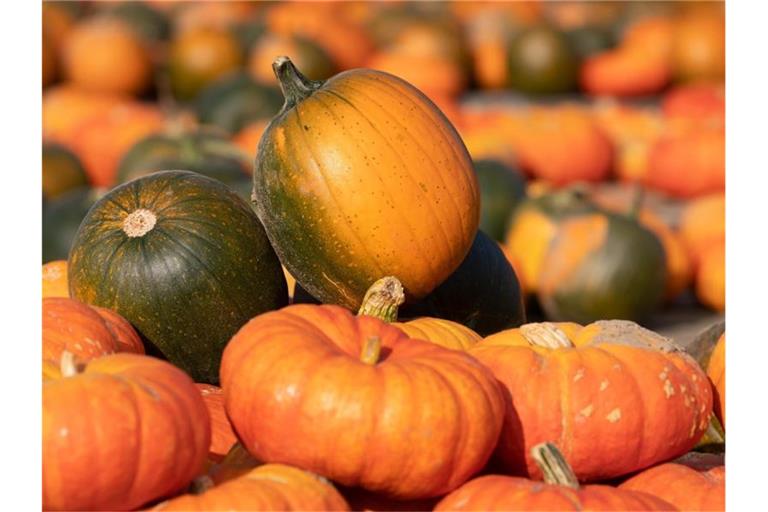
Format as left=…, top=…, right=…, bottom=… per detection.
left=579, top=404, right=594, bottom=417
left=663, top=380, right=675, bottom=398
left=679, top=384, right=687, bottom=393
left=658, top=367, right=670, bottom=380
left=606, top=408, right=622, bottom=423
left=74, top=343, right=83, bottom=351
left=599, top=380, right=609, bottom=391
left=691, top=374, right=699, bottom=382
left=573, top=368, right=585, bottom=382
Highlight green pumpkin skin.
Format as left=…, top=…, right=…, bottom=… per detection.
left=475, top=159, right=526, bottom=242
left=67, top=171, right=288, bottom=383
left=42, top=143, right=89, bottom=201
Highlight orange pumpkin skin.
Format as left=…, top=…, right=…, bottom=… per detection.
left=42, top=297, right=143, bottom=365
left=662, top=83, right=724, bottom=129
left=469, top=321, right=713, bottom=481
left=196, top=384, right=238, bottom=462
left=43, top=260, right=69, bottom=298
left=679, top=192, right=725, bottom=270
left=42, top=85, right=123, bottom=143
left=436, top=474, right=676, bottom=511
left=620, top=453, right=724, bottom=511
left=153, top=464, right=350, bottom=511
left=254, top=60, right=479, bottom=309
left=695, top=241, right=725, bottom=312
left=394, top=317, right=482, bottom=351
left=220, top=304, right=505, bottom=499
left=707, top=334, right=725, bottom=427
left=43, top=353, right=211, bottom=511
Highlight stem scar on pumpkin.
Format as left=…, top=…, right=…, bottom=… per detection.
left=360, top=336, right=382, bottom=365
left=122, top=209, right=157, bottom=238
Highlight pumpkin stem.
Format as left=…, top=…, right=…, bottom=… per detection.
left=59, top=350, right=82, bottom=378
left=273, top=56, right=322, bottom=110
left=694, top=414, right=725, bottom=450
left=520, top=323, right=574, bottom=349
left=628, top=183, right=646, bottom=220
left=122, top=209, right=157, bottom=238
left=360, top=336, right=382, bottom=365
left=357, top=276, right=405, bottom=322
left=531, top=442, right=580, bottom=489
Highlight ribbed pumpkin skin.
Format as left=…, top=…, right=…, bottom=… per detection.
left=435, top=475, right=675, bottom=511
left=153, top=464, right=350, bottom=511
left=220, top=304, right=504, bottom=500
left=620, top=454, right=724, bottom=511
left=707, top=333, right=725, bottom=427
left=253, top=64, right=479, bottom=309
left=68, top=171, right=288, bottom=383
left=196, top=384, right=238, bottom=462
left=394, top=317, right=482, bottom=351
left=43, top=354, right=210, bottom=511
left=469, top=321, right=712, bottom=482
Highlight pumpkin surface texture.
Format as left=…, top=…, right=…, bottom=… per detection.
left=220, top=304, right=504, bottom=500
left=68, top=170, right=287, bottom=383
left=469, top=320, right=713, bottom=481
left=43, top=353, right=210, bottom=511
left=252, top=56, right=479, bottom=309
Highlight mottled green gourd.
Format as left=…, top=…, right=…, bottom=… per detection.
left=67, top=171, right=288, bottom=383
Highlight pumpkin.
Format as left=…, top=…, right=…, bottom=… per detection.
left=168, top=27, right=244, bottom=101
left=43, top=30, right=57, bottom=87
left=365, top=52, right=466, bottom=100
left=99, top=0, right=170, bottom=43
left=173, top=0, right=258, bottom=34
left=220, top=304, right=505, bottom=499
left=506, top=25, right=579, bottom=94
left=62, top=18, right=152, bottom=96
left=620, top=452, right=724, bottom=511
left=436, top=443, right=676, bottom=511
left=537, top=210, right=666, bottom=323
left=679, top=192, right=725, bottom=270
left=233, top=120, right=269, bottom=155
left=42, top=2, right=76, bottom=58
left=474, top=159, right=527, bottom=242
left=43, top=353, right=210, bottom=511
left=249, top=34, right=335, bottom=86
left=42, top=85, right=123, bottom=143
left=195, top=72, right=283, bottom=134
left=696, top=241, right=725, bottom=312
left=469, top=320, right=713, bottom=481
left=503, top=188, right=599, bottom=295
left=358, top=276, right=483, bottom=351
left=43, top=297, right=144, bottom=366
left=253, top=57, right=479, bottom=309
left=43, top=261, right=70, bottom=298
left=116, top=129, right=250, bottom=186
left=196, top=384, right=238, bottom=462
left=42, top=143, right=88, bottom=200
left=399, top=230, right=526, bottom=336
left=153, top=464, right=350, bottom=511
left=662, top=83, right=724, bottom=129
left=42, top=186, right=104, bottom=263
left=707, top=333, right=725, bottom=428
left=671, top=10, right=725, bottom=83
left=68, top=171, right=288, bottom=384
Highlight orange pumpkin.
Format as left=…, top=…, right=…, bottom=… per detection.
left=43, top=353, right=210, bottom=511
left=671, top=10, right=725, bottom=83
left=365, top=52, right=466, bottom=100
left=679, top=192, right=725, bottom=269
left=696, top=240, right=725, bottom=312
left=42, top=85, right=123, bottom=143
left=196, top=384, right=238, bottom=463
left=43, top=297, right=144, bottom=366
left=173, top=1, right=258, bottom=33
left=436, top=443, right=676, bottom=511
left=707, top=333, right=725, bottom=428
left=153, top=464, right=350, bottom=511
left=62, top=18, right=153, bottom=96
left=232, top=120, right=269, bottom=157
left=469, top=320, right=713, bottom=481
left=662, top=83, right=725, bottom=129
left=620, top=452, right=724, bottom=511
left=220, top=304, right=505, bottom=499
left=42, top=260, right=69, bottom=298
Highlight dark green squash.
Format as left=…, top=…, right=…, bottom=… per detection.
left=506, top=25, right=579, bottom=94
left=399, top=230, right=526, bottom=336
left=475, top=159, right=526, bottom=242
left=100, top=1, right=170, bottom=43
left=42, top=186, right=104, bottom=263
left=42, top=143, right=89, bottom=201
left=565, top=25, right=616, bottom=59
left=195, top=72, right=282, bottom=134
left=67, top=171, right=288, bottom=383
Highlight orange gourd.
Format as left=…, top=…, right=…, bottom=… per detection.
left=42, top=260, right=69, bottom=298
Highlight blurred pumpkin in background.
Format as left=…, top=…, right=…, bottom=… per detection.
left=248, top=34, right=335, bottom=86
left=507, top=25, right=580, bottom=94
left=42, top=31, right=57, bottom=88
left=233, top=120, right=269, bottom=156
left=474, top=159, right=527, bottom=242
left=696, top=240, right=725, bottom=312
left=679, top=192, right=726, bottom=270
left=96, top=1, right=171, bottom=45
left=42, top=143, right=89, bottom=200
left=194, top=73, right=282, bottom=134
left=62, top=18, right=153, bottom=96
left=671, top=9, right=725, bottom=83
left=42, top=2, right=76, bottom=61
left=173, top=0, right=259, bottom=34
left=42, top=85, right=123, bottom=143
left=662, top=82, right=725, bottom=130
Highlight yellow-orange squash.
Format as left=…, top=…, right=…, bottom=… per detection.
left=253, top=57, right=479, bottom=309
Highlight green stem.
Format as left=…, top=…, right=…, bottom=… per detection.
left=357, top=276, right=405, bottom=323
left=272, top=56, right=322, bottom=111
left=360, top=336, right=382, bottom=365
left=531, top=442, right=580, bottom=489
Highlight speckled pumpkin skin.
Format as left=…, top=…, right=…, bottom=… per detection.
left=253, top=64, right=479, bottom=309
left=68, top=171, right=288, bottom=384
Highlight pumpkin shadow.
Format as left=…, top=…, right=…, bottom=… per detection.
left=487, top=379, right=530, bottom=478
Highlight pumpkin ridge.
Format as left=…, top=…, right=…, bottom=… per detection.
left=309, top=89, right=446, bottom=281
left=320, top=85, right=465, bottom=256
left=145, top=171, right=181, bottom=210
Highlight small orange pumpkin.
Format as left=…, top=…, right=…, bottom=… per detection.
left=42, top=260, right=69, bottom=298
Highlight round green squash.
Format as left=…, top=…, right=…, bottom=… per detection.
left=399, top=230, right=526, bottom=336
left=42, top=186, right=104, bottom=263
left=67, top=170, right=288, bottom=383
left=537, top=210, right=667, bottom=324
left=195, top=72, right=283, bottom=134
left=507, top=25, right=579, bottom=94
left=475, top=159, right=527, bottom=242
left=100, top=1, right=170, bottom=43
left=42, top=143, right=89, bottom=201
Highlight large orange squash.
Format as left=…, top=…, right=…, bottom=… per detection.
left=196, top=384, right=238, bottom=463
left=469, top=320, right=713, bottom=481
left=43, top=353, right=210, bottom=511
left=220, top=304, right=505, bottom=499
left=707, top=333, right=725, bottom=428
left=253, top=57, right=479, bottom=309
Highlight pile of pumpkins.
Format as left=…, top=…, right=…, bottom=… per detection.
left=43, top=56, right=725, bottom=511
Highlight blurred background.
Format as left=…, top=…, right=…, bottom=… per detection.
left=42, top=1, right=725, bottom=341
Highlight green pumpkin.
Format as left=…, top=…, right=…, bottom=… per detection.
left=399, top=230, right=526, bottom=336
left=565, top=25, right=616, bottom=59
left=42, top=186, right=104, bottom=263
left=68, top=171, right=288, bottom=383
left=100, top=1, right=170, bottom=43
left=475, top=159, right=526, bottom=242
left=195, top=72, right=283, bottom=134
left=42, top=143, right=89, bottom=201
left=507, top=25, right=579, bottom=94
